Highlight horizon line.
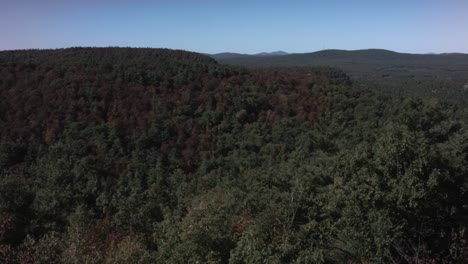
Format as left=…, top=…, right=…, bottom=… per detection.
left=0, top=46, right=467, bottom=56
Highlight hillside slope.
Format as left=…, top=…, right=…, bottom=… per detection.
left=0, top=48, right=343, bottom=145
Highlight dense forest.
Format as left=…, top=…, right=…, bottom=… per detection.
left=0, top=47, right=467, bottom=263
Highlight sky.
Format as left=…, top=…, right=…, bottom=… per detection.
left=1, top=0, right=468, bottom=54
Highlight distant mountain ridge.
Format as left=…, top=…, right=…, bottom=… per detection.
left=212, top=49, right=468, bottom=63
left=211, top=51, right=288, bottom=59
left=255, top=51, right=288, bottom=56
left=210, top=49, right=468, bottom=79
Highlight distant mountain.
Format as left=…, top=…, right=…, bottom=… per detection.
left=255, top=51, right=288, bottom=56
left=209, top=52, right=250, bottom=60
left=211, top=51, right=288, bottom=60
left=210, top=49, right=468, bottom=79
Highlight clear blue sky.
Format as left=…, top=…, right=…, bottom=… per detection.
left=1, top=0, right=467, bottom=54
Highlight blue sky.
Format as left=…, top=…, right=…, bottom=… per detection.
left=1, top=0, right=467, bottom=54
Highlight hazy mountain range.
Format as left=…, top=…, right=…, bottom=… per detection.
left=210, top=51, right=288, bottom=60
left=211, top=49, right=468, bottom=79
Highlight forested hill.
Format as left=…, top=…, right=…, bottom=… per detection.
left=212, top=49, right=468, bottom=79
left=0, top=47, right=217, bottom=65
left=0, top=47, right=346, bottom=144
left=1, top=48, right=468, bottom=263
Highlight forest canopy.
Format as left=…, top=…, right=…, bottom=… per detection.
left=0, top=48, right=467, bottom=263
